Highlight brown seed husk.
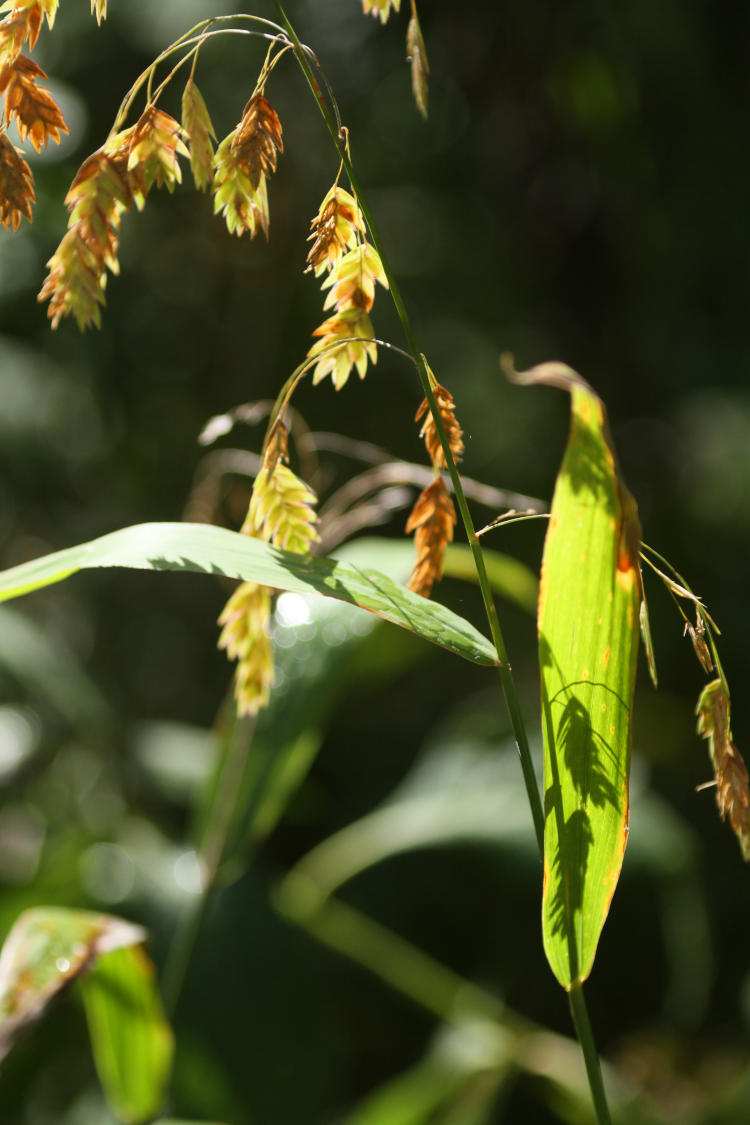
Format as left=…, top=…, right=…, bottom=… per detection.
left=415, top=382, right=464, bottom=469
left=231, top=93, right=283, bottom=191
left=405, top=476, right=456, bottom=597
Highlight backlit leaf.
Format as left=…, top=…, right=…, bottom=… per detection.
left=0, top=521, right=498, bottom=666
left=513, top=361, right=641, bottom=988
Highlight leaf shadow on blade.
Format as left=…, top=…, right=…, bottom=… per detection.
left=540, top=633, right=626, bottom=986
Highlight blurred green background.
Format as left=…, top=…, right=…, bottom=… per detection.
left=1, top=0, right=749, bottom=1121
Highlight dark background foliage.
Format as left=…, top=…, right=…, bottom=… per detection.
left=1, top=1, right=749, bottom=1122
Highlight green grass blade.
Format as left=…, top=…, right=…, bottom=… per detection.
left=0, top=522, right=497, bottom=667
left=80, top=945, right=173, bottom=1125
left=530, top=367, right=641, bottom=988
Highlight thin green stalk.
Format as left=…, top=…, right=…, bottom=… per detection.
left=569, top=984, right=613, bottom=1125
left=272, top=10, right=612, bottom=1125
left=162, top=711, right=257, bottom=1017
left=272, top=0, right=544, bottom=854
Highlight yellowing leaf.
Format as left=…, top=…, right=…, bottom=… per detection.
left=511, top=361, right=641, bottom=989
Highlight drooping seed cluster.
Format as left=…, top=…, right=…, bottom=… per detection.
left=305, top=185, right=388, bottom=389
left=0, top=0, right=71, bottom=230
left=218, top=426, right=319, bottom=717
left=405, top=370, right=464, bottom=597
left=36, top=68, right=286, bottom=327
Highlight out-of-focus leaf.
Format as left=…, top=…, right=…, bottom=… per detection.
left=0, top=522, right=498, bottom=667
left=0, top=604, right=111, bottom=727
left=442, top=543, right=538, bottom=613
left=288, top=740, right=536, bottom=902
left=0, top=907, right=144, bottom=1060
left=80, top=945, right=173, bottom=1125
left=196, top=538, right=419, bottom=873
left=347, top=1018, right=509, bottom=1125
left=511, top=362, right=641, bottom=989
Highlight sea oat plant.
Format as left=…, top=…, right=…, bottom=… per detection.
left=0, top=6, right=747, bottom=1125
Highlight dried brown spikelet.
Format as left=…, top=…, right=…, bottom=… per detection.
left=0, top=128, right=33, bottom=228
left=213, top=131, right=269, bottom=238
left=685, top=608, right=713, bottom=674
left=217, top=581, right=273, bottom=717
left=0, top=3, right=42, bottom=76
left=696, top=679, right=750, bottom=860
left=415, top=381, right=464, bottom=469
left=262, top=419, right=289, bottom=479
left=231, top=93, right=283, bottom=191
left=181, top=78, right=215, bottom=192
left=405, top=476, right=456, bottom=597
left=306, top=186, right=364, bottom=275
left=406, top=11, right=429, bottom=119
left=3, top=53, right=68, bottom=151
left=307, top=307, right=377, bottom=389
left=362, top=0, right=401, bottom=23
left=243, top=463, right=318, bottom=555
left=127, top=107, right=187, bottom=204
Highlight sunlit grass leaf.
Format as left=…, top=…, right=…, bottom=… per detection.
left=80, top=945, right=173, bottom=1125
left=0, top=907, right=144, bottom=1060
left=509, top=360, right=641, bottom=989
left=0, top=521, right=498, bottom=666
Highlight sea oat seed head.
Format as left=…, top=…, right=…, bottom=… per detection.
left=0, top=128, right=34, bottom=228
left=696, top=679, right=750, bottom=861
left=405, top=476, right=456, bottom=598
left=217, top=581, right=273, bottom=716
left=415, top=381, right=464, bottom=469
left=307, top=307, right=377, bottom=389
left=231, top=93, right=283, bottom=191
left=243, top=463, right=318, bottom=555
left=3, top=53, right=68, bottom=152
left=213, top=130, right=270, bottom=238
left=181, top=78, right=216, bottom=192
left=305, top=186, right=365, bottom=275
left=362, top=0, right=401, bottom=24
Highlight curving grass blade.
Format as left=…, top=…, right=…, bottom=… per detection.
left=516, top=362, right=641, bottom=989
left=0, top=521, right=498, bottom=667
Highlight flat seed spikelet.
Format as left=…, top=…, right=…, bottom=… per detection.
left=0, top=128, right=33, bottom=228
left=308, top=307, right=377, bottom=390
left=243, top=463, right=318, bottom=555
left=127, top=106, right=187, bottom=205
left=217, top=581, right=273, bottom=717
left=362, top=0, right=401, bottom=23
left=231, top=93, right=283, bottom=191
left=3, top=53, right=68, bottom=151
left=306, top=185, right=365, bottom=275
left=305, top=192, right=387, bottom=390
left=696, top=679, right=750, bottom=861
left=0, top=5, right=40, bottom=76
left=415, top=381, right=464, bottom=469
left=405, top=476, right=456, bottom=598
left=212, top=130, right=270, bottom=238
left=181, top=78, right=215, bottom=192
left=38, top=136, right=131, bottom=328
left=90, top=0, right=106, bottom=24
left=321, top=243, right=388, bottom=313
